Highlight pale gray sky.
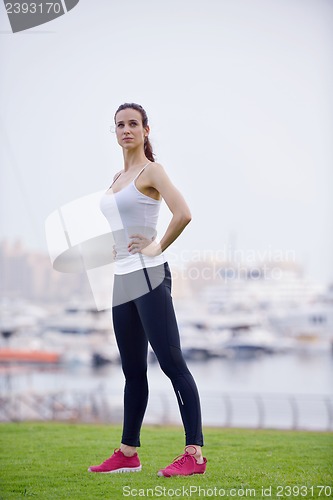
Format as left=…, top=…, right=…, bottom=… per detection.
left=1, top=0, right=332, bottom=283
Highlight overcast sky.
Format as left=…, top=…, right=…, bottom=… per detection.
left=0, top=0, right=332, bottom=284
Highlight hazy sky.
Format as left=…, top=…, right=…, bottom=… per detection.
left=1, top=0, right=332, bottom=284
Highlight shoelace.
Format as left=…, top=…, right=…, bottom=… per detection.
left=169, top=452, right=193, bottom=470
left=102, top=449, right=119, bottom=464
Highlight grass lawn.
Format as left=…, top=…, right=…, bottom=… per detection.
left=0, top=423, right=332, bottom=499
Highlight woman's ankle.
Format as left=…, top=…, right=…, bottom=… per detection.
left=186, top=445, right=204, bottom=464
left=120, top=444, right=137, bottom=457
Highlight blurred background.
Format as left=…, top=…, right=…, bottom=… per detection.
left=0, top=0, right=332, bottom=430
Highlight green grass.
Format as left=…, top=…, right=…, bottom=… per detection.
left=0, top=423, right=332, bottom=499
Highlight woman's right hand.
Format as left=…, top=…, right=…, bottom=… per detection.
left=112, top=244, right=117, bottom=260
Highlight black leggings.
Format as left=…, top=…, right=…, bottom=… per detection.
left=112, top=261, right=204, bottom=447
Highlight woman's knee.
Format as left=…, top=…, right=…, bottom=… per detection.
left=158, top=346, right=189, bottom=378
left=122, top=365, right=148, bottom=381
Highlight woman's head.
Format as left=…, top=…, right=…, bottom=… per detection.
left=114, top=103, right=155, bottom=162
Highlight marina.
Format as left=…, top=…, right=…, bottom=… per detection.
left=1, top=257, right=333, bottom=431
left=1, top=272, right=332, bottom=431
left=1, top=352, right=332, bottom=431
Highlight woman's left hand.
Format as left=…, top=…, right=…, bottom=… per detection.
left=128, top=233, right=161, bottom=257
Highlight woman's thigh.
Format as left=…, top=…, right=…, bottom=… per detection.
left=134, top=264, right=188, bottom=374
left=112, top=299, right=148, bottom=377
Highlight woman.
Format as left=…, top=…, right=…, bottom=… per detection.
left=89, top=103, right=207, bottom=477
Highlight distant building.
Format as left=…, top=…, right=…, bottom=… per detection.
left=0, top=239, right=91, bottom=303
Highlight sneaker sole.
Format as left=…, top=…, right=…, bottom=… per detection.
left=157, top=470, right=206, bottom=477
left=88, top=466, right=142, bottom=474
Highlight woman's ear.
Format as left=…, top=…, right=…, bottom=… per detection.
left=144, top=125, right=150, bottom=138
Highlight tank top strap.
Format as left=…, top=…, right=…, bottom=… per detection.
left=108, top=163, right=150, bottom=189
left=108, top=171, right=123, bottom=189
left=133, top=162, right=150, bottom=181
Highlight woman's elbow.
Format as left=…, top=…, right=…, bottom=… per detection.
left=181, top=211, right=192, bottom=225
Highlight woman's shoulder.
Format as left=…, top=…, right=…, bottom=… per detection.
left=147, top=161, right=163, bottom=168
left=144, top=162, right=172, bottom=190
left=113, top=170, right=123, bottom=181
left=145, top=161, right=165, bottom=175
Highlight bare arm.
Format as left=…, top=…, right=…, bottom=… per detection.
left=150, top=163, right=191, bottom=252
left=128, top=163, right=192, bottom=255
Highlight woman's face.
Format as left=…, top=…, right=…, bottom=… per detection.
left=115, top=108, right=149, bottom=151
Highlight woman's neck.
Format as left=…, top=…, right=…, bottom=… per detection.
left=122, top=150, right=148, bottom=171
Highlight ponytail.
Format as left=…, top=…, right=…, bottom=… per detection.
left=144, top=137, right=155, bottom=162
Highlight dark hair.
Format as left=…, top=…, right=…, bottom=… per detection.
left=114, top=102, right=155, bottom=162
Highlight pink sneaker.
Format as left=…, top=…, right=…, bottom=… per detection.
left=88, top=448, right=142, bottom=474
left=158, top=446, right=207, bottom=477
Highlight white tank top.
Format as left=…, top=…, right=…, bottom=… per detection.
left=99, top=163, right=166, bottom=275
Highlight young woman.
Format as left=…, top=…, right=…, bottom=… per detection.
left=89, top=103, right=207, bottom=477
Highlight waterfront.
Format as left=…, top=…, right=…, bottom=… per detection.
left=1, top=262, right=333, bottom=430
left=1, top=349, right=332, bottom=431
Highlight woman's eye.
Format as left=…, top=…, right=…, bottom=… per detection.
left=116, top=122, right=138, bottom=128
